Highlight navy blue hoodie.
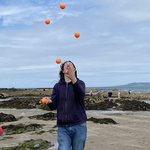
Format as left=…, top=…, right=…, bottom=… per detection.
left=48, top=79, right=87, bottom=126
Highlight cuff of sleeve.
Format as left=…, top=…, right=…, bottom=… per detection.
left=72, top=80, right=78, bottom=85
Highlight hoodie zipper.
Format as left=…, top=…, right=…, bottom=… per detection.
left=65, top=82, right=68, bottom=122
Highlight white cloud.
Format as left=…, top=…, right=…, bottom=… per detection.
left=0, top=1, right=83, bottom=26
left=0, top=6, right=23, bottom=16
left=119, top=10, right=150, bottom=22
left=1, top=0, right=150, bottom=87
left=0, top=64, right=57, bottom=72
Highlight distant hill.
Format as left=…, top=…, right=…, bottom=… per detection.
left=119, top=82, right=150, bottom=87
left=97, top=82, right=150, bottom=92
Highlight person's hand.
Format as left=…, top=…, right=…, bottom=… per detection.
left=66, top=65, right=77, bottom=83
left=45, top=97, right=52, bottom=104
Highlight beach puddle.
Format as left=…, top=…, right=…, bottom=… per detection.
left=143, top=100, right=150, bottom=104
left=0, top=97, right=13, bottom=102
left=47, top=143, right=58, bottom=150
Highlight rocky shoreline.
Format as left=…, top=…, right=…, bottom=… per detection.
left=0, top=88, right=150, bottom=150
left=0, top=88, right=150, bottom=111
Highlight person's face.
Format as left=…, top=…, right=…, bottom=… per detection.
left=63, top=61, right=75, bottom=74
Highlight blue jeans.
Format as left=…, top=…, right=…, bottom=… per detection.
left=58, top=122, right=87, bottom=150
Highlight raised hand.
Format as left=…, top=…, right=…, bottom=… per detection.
left=66, top=64, right=77, bottom=83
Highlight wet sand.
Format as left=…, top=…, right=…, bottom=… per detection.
left=86, top=111, right=150, bottom=150
left=0, top=109, right=150, bottom=150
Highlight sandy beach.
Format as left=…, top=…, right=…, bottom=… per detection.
left=86, top=111, right=150, bottom=150
left=0, top=109, right=150, bottom=150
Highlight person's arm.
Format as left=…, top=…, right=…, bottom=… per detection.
left=47, top=84, right=58, bottom=110
left=72, top=80, right=85, bottom=100
left=66, top=64, right=85, bottom=100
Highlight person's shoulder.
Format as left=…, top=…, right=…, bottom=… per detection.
left=53, top=82, right=60, bottom=89
left=77, top=79, right=85, bottom=85
left=53, top=80, right=65, bottom=87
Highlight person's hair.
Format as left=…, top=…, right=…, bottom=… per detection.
left=59, top=61, right=77, bottom=82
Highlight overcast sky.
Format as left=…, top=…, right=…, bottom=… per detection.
left=0, top=0, right=150, bottom=88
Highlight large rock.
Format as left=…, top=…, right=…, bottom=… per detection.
left=0, top=97, right=40, bottom=109
left=29, top=112, right=56, bottom=121
left=0, top=93, right=8, bottom=98
left=116, top=100, right=150, bottom=111
left=2, top=123, right=43, bottom=135
left=0, top=139, right=53, bottom=150
left=0, top=113, right=17, bottom=122
left=87, top=117, right=117, bottom=124
left=85, top=100, right=118, bottom=110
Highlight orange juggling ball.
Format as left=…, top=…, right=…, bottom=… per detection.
left=41, top=97, right=47, bottom=104
left=45, top=19, right=50, bottom=25
left=56, top=58, right=61, bottom=64
left=74, top=32, right=80, bottom=38
left=60, top=3, right=66, bottom=9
